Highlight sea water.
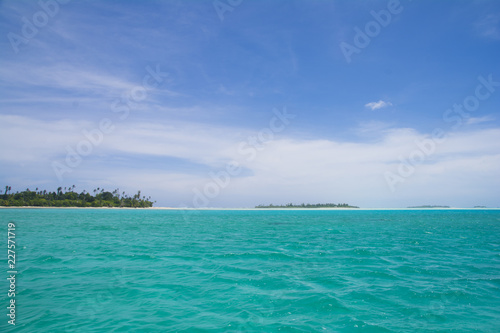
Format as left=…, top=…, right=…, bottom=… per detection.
left=1, top=209, right=499, bottom=332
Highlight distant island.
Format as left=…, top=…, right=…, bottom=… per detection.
left=256, top=203, right=359, bottom=209
left=407, top=205, right=450, bottom=208
left=0, top=186, right=154, bottom=208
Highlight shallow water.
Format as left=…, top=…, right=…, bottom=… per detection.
left=1, top=209, right=499, bottom=332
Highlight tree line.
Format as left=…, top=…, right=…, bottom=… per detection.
left=0, top=186, right=154, bottom=208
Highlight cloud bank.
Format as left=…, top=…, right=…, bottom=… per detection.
left=1, top=114, right=499, bottom=208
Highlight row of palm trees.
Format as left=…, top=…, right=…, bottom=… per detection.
left=1, top=185, right=154, bottom=207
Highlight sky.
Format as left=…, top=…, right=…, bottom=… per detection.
left=0, top=0, right=499, bottom=208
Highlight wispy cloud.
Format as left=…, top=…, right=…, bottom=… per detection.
left=0, top=63, right=147, bottom=97
left=466, top=115, right=495, bottom=125
left=365, top=100, right=392, bottom=110
left=355, top=121, right=394, bottom=136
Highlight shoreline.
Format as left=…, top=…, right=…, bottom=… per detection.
left=0, top=206, right=166, bottom=210
left=1, top=206, right=499, bottom=210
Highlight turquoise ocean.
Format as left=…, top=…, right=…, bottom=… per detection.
left=1, top=209, right=500, bottom=332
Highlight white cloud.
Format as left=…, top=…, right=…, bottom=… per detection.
left=365, top=100, right=392, bottom=110
left=1, top=115, right=499, bottom=208
left=466, top=115, right=495, bottom=125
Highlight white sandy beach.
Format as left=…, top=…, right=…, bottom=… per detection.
left=1, top=206, right=498, bottom=210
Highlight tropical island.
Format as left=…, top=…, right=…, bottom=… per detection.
left=0, top=186, right=154, bottom=208
left=256, top=203, right=359, bottom=209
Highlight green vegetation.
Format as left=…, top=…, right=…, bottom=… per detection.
left=0, top=186, right=154, bottom=208
left=256, top=203, right=358, bottom=209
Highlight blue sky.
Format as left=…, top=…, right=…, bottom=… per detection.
left=1, top=0, right=499, bottom=207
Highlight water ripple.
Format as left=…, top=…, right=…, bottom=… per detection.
left=1, top=209, right=499, bottom=332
